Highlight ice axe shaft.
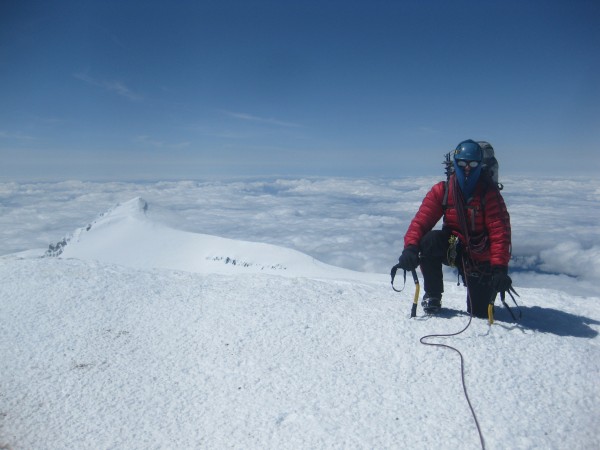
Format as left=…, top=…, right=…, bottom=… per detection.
left=391, top=265, right=420, bottom=318
left=410, top=269, right=420, bottom=318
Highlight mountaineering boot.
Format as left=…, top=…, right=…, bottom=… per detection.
left=422, top=293, right=442, bottom=314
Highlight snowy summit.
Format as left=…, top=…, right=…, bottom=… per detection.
left=1, top=197, right=598, bottom=449
left=47, top=197, right=367, bottom=281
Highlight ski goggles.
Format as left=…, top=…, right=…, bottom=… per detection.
left=456, top=159, right=480, bottom=168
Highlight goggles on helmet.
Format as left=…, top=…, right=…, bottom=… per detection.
left=456, top=160, right=480, bottom=168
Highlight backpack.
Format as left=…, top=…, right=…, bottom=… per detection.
left=477, top=141, right=502, bottom=190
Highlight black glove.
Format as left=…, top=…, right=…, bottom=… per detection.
left=398, top=245, right=420, bottom=271
left=491, top=266, right=512, bottom=293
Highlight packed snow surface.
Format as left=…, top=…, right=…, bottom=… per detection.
left=1, top=197, right=599, bottom=449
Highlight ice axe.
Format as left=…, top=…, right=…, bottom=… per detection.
left=390, top=264, right=420, bottom=318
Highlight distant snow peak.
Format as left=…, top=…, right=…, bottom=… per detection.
left=41, top=196, right=364, bottom=280
left=45, top=197, right=149, bottom=257
left=94, top=196, right=148, bottom=221
left=98, top=197, right=148, bottom=223
left=117, top=197, right=148, bottom=216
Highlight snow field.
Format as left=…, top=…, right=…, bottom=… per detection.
left=1, top=255, right=598, bottom=449
left=1, top=196, right=598, bottom=449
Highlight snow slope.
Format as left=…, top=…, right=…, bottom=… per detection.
left=1, top=198, right=599, bottom=449
left=50, top=197, right=373, bottom=282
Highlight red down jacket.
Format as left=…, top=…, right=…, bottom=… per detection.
left=403, top=175, right=512, bottom=267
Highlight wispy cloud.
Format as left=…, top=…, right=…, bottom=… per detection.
left=134, top=135, right=190, bottom=149
left=224, top=111, right=302, bottom=128
left=74, top=72, right=143, bottom=101
left=0, top=130, right=36, bottom=140
left=95, top=25, right=129, bottom=51
left=418, top=126, right=440, bottom=134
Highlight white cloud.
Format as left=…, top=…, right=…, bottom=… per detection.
left=223, top=111, right=302, bottom=128
left=539, top=241, right=600, bottom=280
left=133, top=135, right=190, bottom=149
left=1, top=176, right=598, bottom=296
left=418, top=126, right=440, bottom=134
left=74, top=72, right=143, bottom=101
left=0, top=130, right=36, bottom=140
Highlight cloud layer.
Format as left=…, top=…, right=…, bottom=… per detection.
left=1, top=176, right=598, bottom=295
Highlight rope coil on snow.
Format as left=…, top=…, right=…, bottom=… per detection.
left=419, top=313, right=485, bottom=450
left=415, top=260, right=486, bottom=450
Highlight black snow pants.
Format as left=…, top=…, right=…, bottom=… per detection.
left=419, top=229, right=496, bottom=318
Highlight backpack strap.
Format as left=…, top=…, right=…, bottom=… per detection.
left=442, top=180, right=449, bottom=211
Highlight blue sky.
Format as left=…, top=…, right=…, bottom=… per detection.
left=1, top=0, right=598, bottom=180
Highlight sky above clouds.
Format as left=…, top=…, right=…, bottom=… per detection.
left=1, top=0, right=599, bottom=180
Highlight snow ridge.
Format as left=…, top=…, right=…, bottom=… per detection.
left=45, top=197, right=371, bottom=281
left=45, top=197, right=149, bottom=257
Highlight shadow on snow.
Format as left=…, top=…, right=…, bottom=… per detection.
left=511, top=306, right=599, bottom=338
left=414, top=306, right=599, bottom=339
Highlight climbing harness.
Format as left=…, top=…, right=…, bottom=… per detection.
left=451, top=174, right=522, bottom=325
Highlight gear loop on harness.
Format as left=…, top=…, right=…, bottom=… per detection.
left=447, top=234, right=459, bottom=268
